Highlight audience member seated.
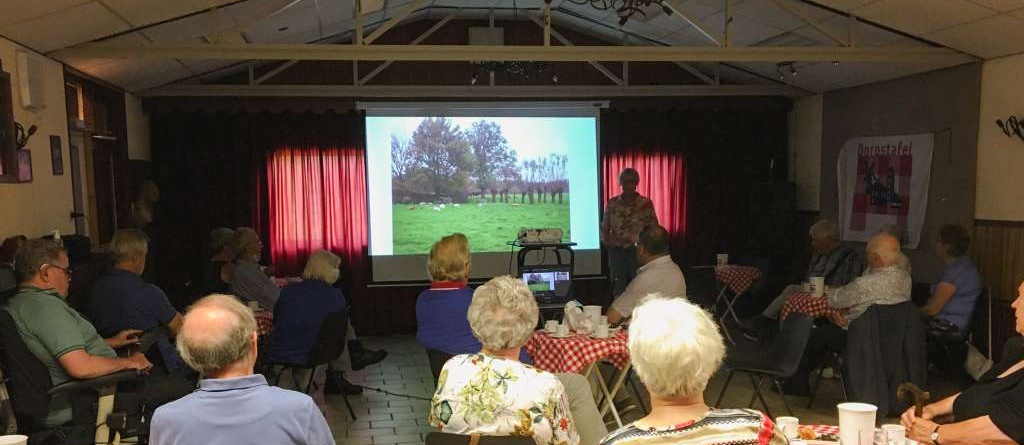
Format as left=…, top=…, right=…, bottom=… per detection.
left=2, top=239, right=151, bottom=428
left=269, top=249, right=361, bottom=395
left=228, top=227, right=279, bottom=310
left=204, top=227, right=235, bottom=295
left=87, top=229, right=189, bottom=374
left=430, top=276, right=607, bottom=445
left=920, top=223, right=983, bottom=377
left=901, top=279, right=1024, bottom=445
left=783, top=233, right=911, bottom=395
left=606, top=224, right=685, bottom=325
left=229, top=228, right=386, bottom=377
left=742, top=219, right=865, bottom=338
left=599, top=296, right=787, bottom=445
left=416, top=233, right=530, bottom=365
left=417, top=234, right=478, bottom=355
left=151, top=294, right=334, bottom=445
left=0, top=235, right=27, bottom=293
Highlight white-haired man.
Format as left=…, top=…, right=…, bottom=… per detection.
left=783, top=233, right=911, bottom=395
left=150, top=294, right=334, bottom=445
left=87, top=229, right=187, bottom=373
left=741, top=219, right=864, bottom=339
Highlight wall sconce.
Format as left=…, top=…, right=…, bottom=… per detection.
left=14, top=122, right=36, bottom=150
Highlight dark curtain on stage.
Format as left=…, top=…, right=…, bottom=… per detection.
left=150, top=111, right=366, bottom=308
left=600, top=105, right=790, bottom=268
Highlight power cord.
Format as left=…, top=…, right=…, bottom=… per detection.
left=356, top=384, right=433, bottom=402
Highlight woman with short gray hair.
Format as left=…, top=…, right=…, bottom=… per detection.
left=599, top=296, right=786, bottom=445
left=430, top=275, right=583, bottom=445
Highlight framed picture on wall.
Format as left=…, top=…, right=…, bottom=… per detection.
left=50, top=135, right=62, bottom=175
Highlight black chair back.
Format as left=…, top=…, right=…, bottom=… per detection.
left=0, top=309, right=53, bottom=431
left=425, top=432, right=535, bottom=445
left=426, top=349, right=454, bottom=382
left=770, top=313, right=815, bottom=377
left=308, top=309, right=350, bottom=366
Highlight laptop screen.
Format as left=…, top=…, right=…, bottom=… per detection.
left=522, top=267, right=572, bottom=300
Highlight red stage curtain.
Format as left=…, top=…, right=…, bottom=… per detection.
left=267, top=147, right=368, bottom=276
left=602, top=152, right=687, bottom=240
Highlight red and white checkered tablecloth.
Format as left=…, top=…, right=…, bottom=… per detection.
left=806, top=424, right=840, bottom=436
left=780, top=292, right=841, bottom=321
left=524, top=330, right=630, bottom=374
left=714, top=266, right=762, bottom=295
left=255, top=310, right=274, bottom=335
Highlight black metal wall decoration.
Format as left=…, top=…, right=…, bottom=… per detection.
left=995, top=115, right=1024, bottom=142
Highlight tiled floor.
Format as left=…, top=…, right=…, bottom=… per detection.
left=310, top=335, right=868, bottom=445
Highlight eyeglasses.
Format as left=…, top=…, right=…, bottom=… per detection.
left=43, top=263, right=72, bottom=277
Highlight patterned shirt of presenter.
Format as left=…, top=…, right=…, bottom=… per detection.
left=602, top=194, right=659, bottom=248
left=599, top=408, right=788, bottom=445
left=429, top=354, right=579, bottom=445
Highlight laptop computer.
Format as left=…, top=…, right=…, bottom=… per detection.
left=521, top=266, right=573, bottom=305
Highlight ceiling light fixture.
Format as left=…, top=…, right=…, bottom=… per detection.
left=557, top=0, right=672, bottom=26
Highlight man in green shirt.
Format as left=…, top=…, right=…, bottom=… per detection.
left=3, top=239, right=151, bottom=427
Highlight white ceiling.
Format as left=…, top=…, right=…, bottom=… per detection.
left=1, top=0, right=1022, bottom=94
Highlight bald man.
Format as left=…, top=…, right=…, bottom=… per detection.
left=150, top=294, right=334, bottom=445
left=782, top=233, right=912, bottom=396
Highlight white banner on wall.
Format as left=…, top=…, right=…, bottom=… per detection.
left=837, top=133, right=934, bottom=249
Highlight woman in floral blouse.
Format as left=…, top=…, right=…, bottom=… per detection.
left=429, top=276, right=580, bottom=445
left=599, top=296, right=787, bottom=445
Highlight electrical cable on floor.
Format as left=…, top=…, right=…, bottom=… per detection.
left=357, top=384, right=433, bottom=401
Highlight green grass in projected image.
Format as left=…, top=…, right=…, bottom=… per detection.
left=392, top=195, right=571, bottom=255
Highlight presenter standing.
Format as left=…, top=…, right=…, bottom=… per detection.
left=601, top=168, right=659, bottom=297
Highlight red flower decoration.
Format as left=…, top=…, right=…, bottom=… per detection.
left=559, top=418, right=570, bottom=430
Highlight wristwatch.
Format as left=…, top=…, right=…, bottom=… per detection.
left=930, top=425, right=942, bottom=445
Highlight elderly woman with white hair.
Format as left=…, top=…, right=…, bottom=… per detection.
left=600, top=296, right=787, bottom=445
left=430, top=276, right=607, bottom=445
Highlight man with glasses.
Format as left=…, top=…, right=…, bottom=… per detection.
left=3, top=239, right=151, bottom=428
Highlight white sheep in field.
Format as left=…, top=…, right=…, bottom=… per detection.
left=453, top=203, right=460, bottom=207
left=432, top=206, right=441, bottom=211
left=439, top=204, right=446, bottom=209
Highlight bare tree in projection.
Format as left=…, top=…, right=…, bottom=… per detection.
left=498, top=149, right=520, bottom=203
left=466, top=120, right=510, bottom=203
left=546, top=154, right=568, bottom=203
left=408, top=117, right=475, bottom=202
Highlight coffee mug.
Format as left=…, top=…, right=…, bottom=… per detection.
left=594, top=323, right=610, bottom=338
left=775, top=416, right=799, bottom=439
left=544, top=320, right=559, bottom=333
left=557, top=323, right=570, bottom=335
left=716, top=253, right=729, bottom=267
left=809, top=277, right=826, bottom=297
left=881, top=424, right=906, bottom=445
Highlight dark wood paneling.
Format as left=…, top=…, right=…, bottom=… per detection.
left=973, top=221, right=1024, bottom=302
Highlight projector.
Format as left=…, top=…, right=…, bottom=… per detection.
left=517, top=228, right=563, bottom=244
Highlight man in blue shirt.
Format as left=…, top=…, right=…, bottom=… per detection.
left=151, top=294, right=334, bottom=445
left=87, top=229, right=187, bottom=373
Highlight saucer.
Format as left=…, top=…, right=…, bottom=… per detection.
left=548, top=331, right=574, bottom=338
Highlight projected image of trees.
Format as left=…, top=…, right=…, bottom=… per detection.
left=391, top=117, right=571, bottom=254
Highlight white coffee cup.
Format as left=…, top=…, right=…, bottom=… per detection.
left=881, top=424, right=906, bottom=445
left=557, top=323, right=570, bottom=335
left=0, top=435, right=28, bottom=445
left=801, top=282, right=812, bottom=293
left=583, top=305, right=602, bottom=325
left=837, top=402, right=877, bottom=445
left=716, top=253, right=729, bottom=267
left=594, top=323, right=610, bottom=338
left=544, top=320, right=559, bottom=333
left=809, top=276, right=826, bottom=297
left=775, top=416, right=799, bottom=439
left=600, top=315, right=608, bottom=325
